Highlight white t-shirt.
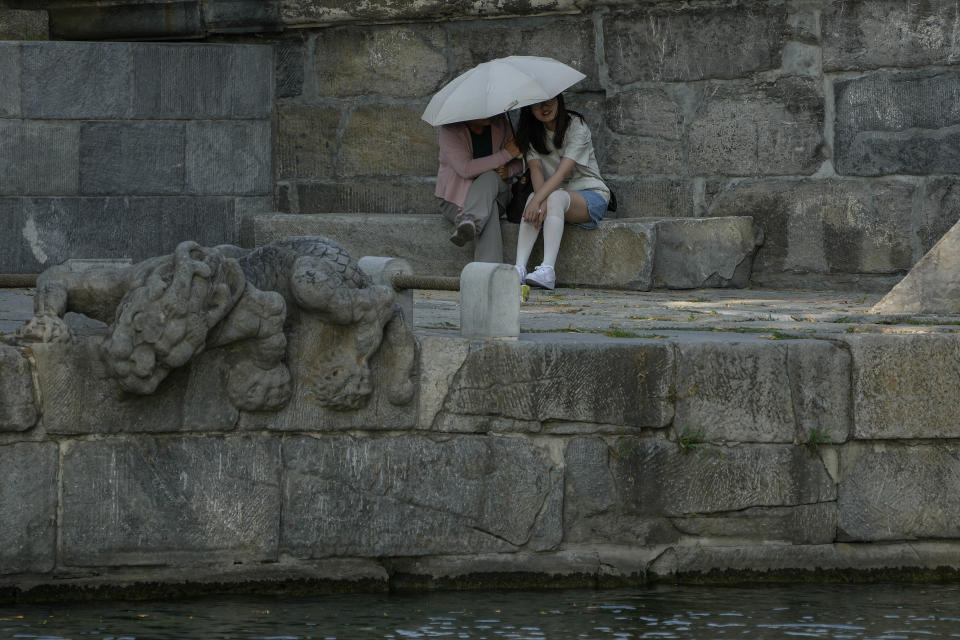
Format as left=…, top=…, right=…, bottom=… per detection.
left=526, top=116, right=610, bottom=202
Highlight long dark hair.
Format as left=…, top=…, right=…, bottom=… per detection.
left=515, top=93, right=584, bottom=155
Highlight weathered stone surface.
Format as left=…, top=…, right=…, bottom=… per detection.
left=61, top=436, right=281, bottom=566
left=0, top=43, right=20, bottom=116
left=844, top=334, right=960, bottom=440
left=341, top=105, right=437, bottom=176
left=671, top=503, right=838, bottom=545
left=79, top=121, right=185, bottom=195
left=294, top=181, right=440, bottom=214
left=651, top=217, right=756, bottom=289
left=32, top=339, right=239, bottom=434
left=437, top=341, right=674, bottom=432
left=0, top=8, right=47, bottom=39
left=920, top=177, right=960, bottom=255
left=603, top=137, right=684, bottom=176
left=201, top=0, right=282, bottom=32
left=280, top=0, right=580, bottom=25
left=313, top=25, right=446, bottom=98
left=131, top=43, right=271, bottom=118
left=563, top=437, right=680, bottom=545
left=0, top=442, right=57, bottom=575
left=675, top=338, right=847, bottom=445
left=675, top=340, right=794, bottom=443
left=186, top=120, right=271, bottom=195
left=834, top=70, right=960, bottom=176
left=281, top=435, right=561, bottom=557
left=22, top=42, right=131, bottom=118
left=604, top=4, right=786, bottom=83
left=604, top=88, right=684, bottom=140
left=610, top=439, right=835, bottom=517
left=604, top=178, right=693, bottom=218
left=0, top=345, right=37, bottom=431
left=448, top=16, right=599, bottom=92
left=0, top=121, right=78, bottom=195
left=276, top=106, right=340, bottom=180
left=823, top=0, right=960, bottom=71
left=689, top=77, right=824, bottom=176
left=274, top=38, right=304, bottom=98
left=707, top=179, right=916, bottom=280
left=47, top=1, right=203, bottom=40
left=417, top=335, right=471, bottom=430
left=872, top=219, right=960, bottom=314
left=840, top=444, right=960, bottom=541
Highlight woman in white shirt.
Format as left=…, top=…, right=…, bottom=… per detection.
left=513, top=93, right=610, bottom=290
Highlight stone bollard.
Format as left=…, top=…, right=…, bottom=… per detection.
left=460, top=262, right=520, bottom=339
left=358, top=256, right=414, bottom=324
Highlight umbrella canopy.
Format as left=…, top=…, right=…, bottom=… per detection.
left=421, top=55, right=586, bottom=126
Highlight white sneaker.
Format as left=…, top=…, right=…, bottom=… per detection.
left=525, top=264, right=556, bottom=290
left=514, top=264, right=526, bottom=283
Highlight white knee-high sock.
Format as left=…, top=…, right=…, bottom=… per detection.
left=541, top=190, right=571, bottom=267
left=515, top=194, right=540, bottom=270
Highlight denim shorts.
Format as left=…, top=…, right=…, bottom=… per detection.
left=573, top=189, right=608, bottom=230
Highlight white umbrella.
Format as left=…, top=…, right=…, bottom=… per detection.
left=421, top=55, right=586, bottom=126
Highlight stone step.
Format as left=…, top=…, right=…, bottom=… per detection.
left=245, top=213, right=760, bottom=290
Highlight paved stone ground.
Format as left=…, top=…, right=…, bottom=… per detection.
left=0, top=288, right=960, bottom=340
left=8, top=285, right=958, bottom=342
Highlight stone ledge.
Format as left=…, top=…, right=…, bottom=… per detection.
left=245, top=213, right=758, bottom=290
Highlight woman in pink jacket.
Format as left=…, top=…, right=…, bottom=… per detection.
left=435, top=116, right=523, bottom=262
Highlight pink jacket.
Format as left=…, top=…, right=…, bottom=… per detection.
left=434, top=118, right=522, bottom=209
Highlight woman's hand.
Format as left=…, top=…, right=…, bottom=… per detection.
left=503, top=137, right=521, bottom=158
left=495, top=165, right=508, bottom=180
left=522, top=197, right=546, bottom=229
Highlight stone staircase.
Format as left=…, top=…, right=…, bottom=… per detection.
left=244, top=213, right=761, bottom=291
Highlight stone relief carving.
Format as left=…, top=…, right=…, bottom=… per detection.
left=16, top=237, right=415, bottom=412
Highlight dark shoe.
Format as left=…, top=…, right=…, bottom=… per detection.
left=449, top=220, right=476, bottom=246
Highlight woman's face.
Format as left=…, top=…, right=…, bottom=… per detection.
left=531, top=97, right=558, bottom=125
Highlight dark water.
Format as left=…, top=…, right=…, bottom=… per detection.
left=2, top=583, right=959, bottom=639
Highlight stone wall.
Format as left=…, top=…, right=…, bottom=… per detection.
left=5, top=331, right=960, bottom=597
left=0, top=41, right=273, bottom=274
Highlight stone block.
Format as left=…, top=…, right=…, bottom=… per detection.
left=610, top=439, right=835, bottom=517
left=834, top=70, right=960, bottom=176
left=61, top=436, right=281, bottom=566
left=276, top=105, right=340, bottom=180
left=295, top=181, right=441, bottom=215
left=131, top=43, right=271, bottom=118
left=274, top=38, right=304, bottom=99
left=671, top=503, right=838, bottom=545
left=823, top=0, right=960, bottom=72
left=460, top=263, right=519, bottom=340
left=280, top=0, right=580, bottom=24
left=920, top=177, right=960, bottom=255
left=313, top=24, right=446, bottom=98
left=448, top=16, right=599, bottom=92
left=604, top=88, right=684, bottom=139
left=48, top=1, right=203, bottom=40
left=651, top=217, right=756, bottom=289
left=839, top=443, right=960, bottom=541
left=436, top=340, right=675, bottom=432
left=0, top=120, right=79, bottom=195
left=79, top=121, right=185, bottom=195
left=604, top=4, right=785, bottom=83
left=33, top=339, right=239, bottom=435
left=341, top=105, right=437, bottom=176
left=844, top=334, right=960, bottom=440
left=22, top=42, right=131, bottom=118
left=201, top=0, right=282, bottom=32
left=872, top=218, right=960, bottom=315
left=416, top=335, right=471, bottom=430
left=0, top=43, right=20, bottom=116
left=689, top=77, right=824, bottom=176
left=707, top=179, right=916, bottom=280
left=0, top=442, right=57, bottom=575
left=563, top=437, right=680, bottom=546
left=186, top=120, right=270, bottom=195
left=788, top=340, right=851, bottom=444
left=604, top=178, right=693, bottom=218
left=603, top=136, right=684, bottom=175
left=281, top=434, right=561, bottom=558
left=0, top=9, right=47, bottom=40
left=0, top=345, right=37, bottom=432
